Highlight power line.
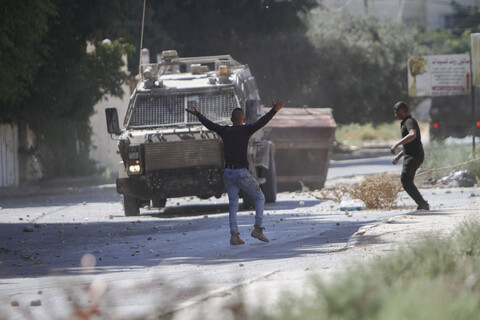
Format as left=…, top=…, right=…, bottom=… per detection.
left=416, top=157, right=480, bottom=177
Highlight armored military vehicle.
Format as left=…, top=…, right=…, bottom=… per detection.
left=105, top=50, right=276, bottom=216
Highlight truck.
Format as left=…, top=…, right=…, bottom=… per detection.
left=429, top=95, right=480, bottom=140
left=105, top=50, right=276, bottom=216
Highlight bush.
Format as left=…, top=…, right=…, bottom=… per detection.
left=320, top=173, right=402, bottom=210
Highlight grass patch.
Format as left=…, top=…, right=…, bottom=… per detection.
left=253, top=217, right=480, bottom=320
left=335, top=122, right=400, bottom=147
left=422, top=140, right=480, bottom=179
left=335, top=121, right=430, bottom=148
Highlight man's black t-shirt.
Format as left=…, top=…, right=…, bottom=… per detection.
left=196, top=108, right=277, bottom=169
left=401, top=115, right=424, bottom=157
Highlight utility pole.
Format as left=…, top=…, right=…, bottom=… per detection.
left=472, top=81, right=476, bottom=158
left=471, top=33, right=480, bottom=157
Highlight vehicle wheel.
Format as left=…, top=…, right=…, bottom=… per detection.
left=152, top=198, right=167, bottom=208
left=123, top=195, right=140, bottom=216
left=261, top=150, right=277, bottom=203
left=242, top=192, right=255, bottom=210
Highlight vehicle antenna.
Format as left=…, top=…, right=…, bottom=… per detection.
left=139, top=0, right=146, bottom=75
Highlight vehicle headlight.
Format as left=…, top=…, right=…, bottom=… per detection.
left=128, top=161, right=142, bottom=174
left=126, top=147, right=142, bottom=175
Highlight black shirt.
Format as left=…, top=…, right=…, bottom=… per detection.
left=196, top=108, right=277, bottom=169
left=401, top=115, right=424, bottom=157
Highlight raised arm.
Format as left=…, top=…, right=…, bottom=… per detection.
left=250, top=99, right=286, bottom=132
left=185, top=106, right=222, bottom=133
left=272, top=99, right=285, bottom=112
left=185, top=106, right=200, bottom=116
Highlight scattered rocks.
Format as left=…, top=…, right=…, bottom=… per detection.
left=423, top=177, right=436, bottom=185
left=30, top=300, right=41, bottom=307
left=22, top=227, right=34, bottom=233
left=439, top=170, right=475, bottom=187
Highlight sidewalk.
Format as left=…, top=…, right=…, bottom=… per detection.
left=170, top=201, right=480, bottom=319
left=330, top=142, right=392, bottom=161
left=0, top=176, right=115, bottom=200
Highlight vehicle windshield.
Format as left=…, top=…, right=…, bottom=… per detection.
left=125, top=90, right=238, bottom=128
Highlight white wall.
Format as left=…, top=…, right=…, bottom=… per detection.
left=0, top=124, right=19, bottom=187
left=88, top=43, right=130, bottom=177
left=321, top=0, right=480, bottom=29
left=89, top=81, right=130, bottom=177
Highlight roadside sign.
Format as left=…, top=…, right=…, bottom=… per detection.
left=407, top=54, right=471, bottom=97
left=472, top=33, right=480, bottom=86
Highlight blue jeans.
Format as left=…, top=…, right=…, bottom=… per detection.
left=224, top=168, right=265, bottom=233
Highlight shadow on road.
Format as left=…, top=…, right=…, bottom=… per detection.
left=146, top=199, right=322, bottom=218
left=0, top=198, right=372, bottom=280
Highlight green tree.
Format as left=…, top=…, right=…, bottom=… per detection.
left=449, top=3, right=480, bottom=35
left=417, top=28, right=471, bottom=55
left=239, top=32, right=319, bottom=107
left=27, top=39, right=134, bottom=178
left=108, top=0, right=318, bottom=91
left=415, top=3, right=478, bottom=55
left=1, top=0, right=134, bottom=179
left=304, top=12, right=428, bottom=124
left=251, top=4, right=475, bottom=125
left=0, top=0, right=55, bottom=123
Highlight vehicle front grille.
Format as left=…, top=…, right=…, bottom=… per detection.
left=146, top=166, right=224, bottom=198
left=128, top=90, right=237, bottom=127
left=144, top=139, right=223, bottom=172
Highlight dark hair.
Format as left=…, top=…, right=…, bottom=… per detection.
left=231, top=108, right=244, bottom=121
left=393, top=101, right=408, bottom=112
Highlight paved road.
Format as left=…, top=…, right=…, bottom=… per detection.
left=0, top=155, right=478, bottom=319
left=328, top=155, right=401, bottom=180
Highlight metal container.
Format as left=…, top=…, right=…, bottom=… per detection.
left=264, top=107, right=336, bottom=191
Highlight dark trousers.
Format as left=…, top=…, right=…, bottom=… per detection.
left=401, top=154, right=427, bottom=206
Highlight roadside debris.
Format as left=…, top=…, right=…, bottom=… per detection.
left=438, top=170, right=476, bottom=188
left=340, top=199, right=366, bottom=211
left=30, top=300, right=41, bottom=307
left=318, top=173, right=401, bottom=210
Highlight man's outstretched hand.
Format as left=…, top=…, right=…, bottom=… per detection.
left=185, top=106, right=200, bottom=116
left=272, top=99, right=286, bottom=112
